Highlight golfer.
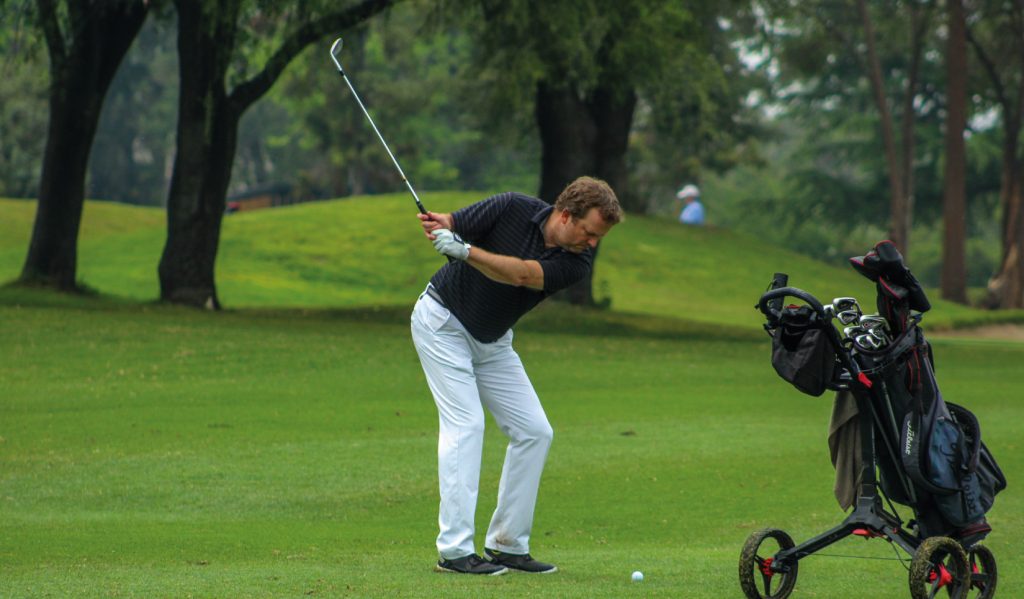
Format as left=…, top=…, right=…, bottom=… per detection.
left=411, top=176, right=622, bottom=575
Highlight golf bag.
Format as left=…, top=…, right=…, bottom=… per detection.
left=744, top=242, right=1005, bottom=599
left=870, top=327, right=1006, bottom=534
left=765, top=241, right=1005, bottom=536
left=850, top=241, right=1005, bottom=535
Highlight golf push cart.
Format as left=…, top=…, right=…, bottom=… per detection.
left=740, top=241, right=1006, bottom=599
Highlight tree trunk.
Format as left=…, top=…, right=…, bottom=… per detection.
left=536, top=82, right=598, bottom=204
left=573, top=83, right=635, bottom=305
left=536, top=82, right=597, bottom=305
left=158, top=0, right=393, bottom=308
left=898, top=2, right=933, bottom=262
left=857, top=0, right=908, bottom=255
left=940, top=0, right=968, bottom=304
left=158, top=0, right=241, bottom=309
left=535, top=79, right=634, bottom=306
left=19, top=0, right=148, bottom=290
left=985, top=130, right=1024, bottom=308
left=591, top=84, right=638, bottom=210
left=967, top=1, right=1024, bottom=309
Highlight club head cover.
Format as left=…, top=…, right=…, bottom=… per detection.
left=874, top=240, right=904, bottom=269
left=878, top=277, right=909, bottom=301
left=876, top=278, right=910, bottom=334
left=874, top=241, right=931, bottom=312
left=849, top=253, right=881, bottom=281
left=851, top=241, right=931, bottom=313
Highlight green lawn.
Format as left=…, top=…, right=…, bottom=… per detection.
left=0, top=294, right=1020, bottom=598
left=1, top=196, right=1021, bottom=596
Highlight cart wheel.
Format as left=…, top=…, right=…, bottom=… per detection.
left=739, top=528, right=798, bottom=599
left=966, top=544, right=996, bottom=599
left=909, top=536, right=969, bottom=599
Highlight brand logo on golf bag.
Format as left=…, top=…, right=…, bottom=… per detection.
left=904, top=422, right=915, bottom=455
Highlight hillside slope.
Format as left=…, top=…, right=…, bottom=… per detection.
left=2, top=195, right=1020, bottom=329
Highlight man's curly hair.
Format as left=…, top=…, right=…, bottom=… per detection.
left=554, top=176, right=623, bottom=224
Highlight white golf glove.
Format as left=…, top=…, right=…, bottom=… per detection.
left=432, top=229, right=471, bottom=261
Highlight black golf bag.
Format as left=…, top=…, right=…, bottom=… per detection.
left=769, top=241, right=1005, bottom=537
left=871, top=327, right=1006, bottom=536
left=744, top=242, right=1006, bottom=599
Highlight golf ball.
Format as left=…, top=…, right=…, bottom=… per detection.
left=631, top=571, right=644, bottom=582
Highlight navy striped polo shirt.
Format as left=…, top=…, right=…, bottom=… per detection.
left=429, top=192, right=593, bottom=342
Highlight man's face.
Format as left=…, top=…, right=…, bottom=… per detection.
left=556, top=207, right=614, bottom=253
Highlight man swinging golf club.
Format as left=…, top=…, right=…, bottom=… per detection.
left=411, top=177, right=623, bottom=575
left=328, top=37, right=623, bottom=575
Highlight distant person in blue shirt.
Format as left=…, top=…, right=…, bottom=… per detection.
left=676, top=184, right=704, bottom=226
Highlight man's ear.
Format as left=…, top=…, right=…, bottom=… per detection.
left=559, top=209, right=572, bottom=223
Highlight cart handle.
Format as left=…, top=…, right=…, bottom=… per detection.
left=757, top=286, right=828, bottom=320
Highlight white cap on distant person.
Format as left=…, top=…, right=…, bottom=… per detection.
left=676, top=184, right=700, bottom=200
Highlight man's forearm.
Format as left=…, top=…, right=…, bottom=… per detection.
left=466, top=246, right=544, bottom=290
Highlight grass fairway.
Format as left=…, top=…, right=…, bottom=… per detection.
left=1, top=293, right=1020, bottom=598
left=2, top=195, right=1021, bottom=596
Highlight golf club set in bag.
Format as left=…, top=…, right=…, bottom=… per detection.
left=742, top=241, right=1006, bottom=599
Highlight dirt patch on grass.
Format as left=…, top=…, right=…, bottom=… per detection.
left=933, top=324, right=1024, bottom=341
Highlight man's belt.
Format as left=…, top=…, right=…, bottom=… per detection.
left=426, top=285, right=447, bottom=308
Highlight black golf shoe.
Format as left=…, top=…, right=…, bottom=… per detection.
left=435, top=553, right=508, bottom=575
left=484, top=548, right=558, bottom=574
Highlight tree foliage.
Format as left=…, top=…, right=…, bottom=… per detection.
left=0, top=8, right=47, bottom=199
left=444, top=0, right=757, bottom=211
left=90, top=15, right=177, bottom=206
left=267, top=3, right=537, bottom=201
left=1, top=0, right=1018, bottom=306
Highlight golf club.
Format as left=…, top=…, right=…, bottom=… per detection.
left=330, top=37, right=427, bottom=215
left=854, top=333, right=882, bottom=351
left=859, top=314, right=887, bottom=327
left=832, top=297, right=862, bottom=315
left=837, top=309, right=861, bottom=326
left=859, top=315, right=891, bottom=343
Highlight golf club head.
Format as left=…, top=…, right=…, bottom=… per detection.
left=869, top=327, right=890, bottom=343
left=330, top=38, right=344, bottom=71
left=837, top=310, right=861, bottom=326
left=859, top=315, right=888, bottom=330
left=832, top=297, right=861, bottom=314
left=822, top=304, right=836, bottom=319
left=843, top=325, right=864, bottom=338
left=854, top=334, right=881, bottom=350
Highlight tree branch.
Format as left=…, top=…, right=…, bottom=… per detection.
left=229, top=0, right=395, bottom=112
left=964, top=18, right=1008, bottom=110
left=34, top=0, right=65, bottom=67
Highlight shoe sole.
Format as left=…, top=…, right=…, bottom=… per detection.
left=435, top=564, right=509, bottom=576
left=504, top=565, right=558, bottom=574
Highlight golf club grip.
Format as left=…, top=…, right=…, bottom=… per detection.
left=758, top=287, right=826, bottom=319
left=767, top=272, right=788, bottom=313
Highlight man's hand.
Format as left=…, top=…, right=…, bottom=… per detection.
left=418, top=211, right=453, bottom=240
left=432, top=229, right=471, bottom=261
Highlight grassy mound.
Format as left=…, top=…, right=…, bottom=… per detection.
left=4, top=195, right=1022, bottom=330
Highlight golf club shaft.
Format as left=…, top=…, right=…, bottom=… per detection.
left=330, top=38, right=427, bottom=215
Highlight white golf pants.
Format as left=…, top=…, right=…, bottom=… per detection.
left=411, top=288, right=553, bottom=559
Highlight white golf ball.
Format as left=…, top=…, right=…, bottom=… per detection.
left=631, top=570, right=644, bottom=582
